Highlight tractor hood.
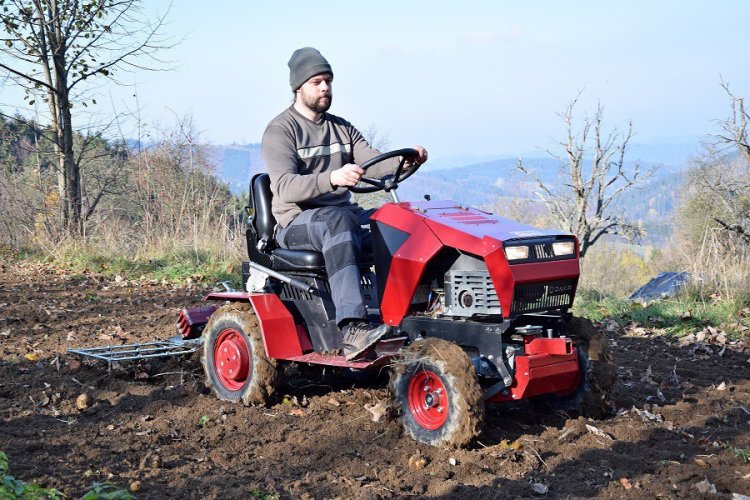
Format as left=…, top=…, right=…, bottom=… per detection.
left=371, top=199, right=580, bottom=325
left=396, top=200, right=571, bottom=243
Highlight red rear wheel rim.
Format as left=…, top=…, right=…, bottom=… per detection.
left=407, top=369, right=449, bottom=430
left=213, top=328, right=251, bottom=391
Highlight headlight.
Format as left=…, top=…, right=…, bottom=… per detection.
left=552, top=241, right=575, bottom=256
left=504, top=245, right=529, bottom=260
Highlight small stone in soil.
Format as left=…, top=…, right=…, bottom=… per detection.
left=532, top=483, right=549, bottom=494
left=75, top=393, right=89, bottom=411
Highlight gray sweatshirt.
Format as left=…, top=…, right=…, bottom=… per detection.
left=262, top=106, right=398, bottom=228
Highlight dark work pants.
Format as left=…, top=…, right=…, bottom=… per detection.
left=276, top=206, right=374, bottom=325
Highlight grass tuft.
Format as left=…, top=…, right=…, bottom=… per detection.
left=573, top=287, right=750, bottom=338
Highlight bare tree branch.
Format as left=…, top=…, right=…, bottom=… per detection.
left=516, top=94, right=656, bottom=257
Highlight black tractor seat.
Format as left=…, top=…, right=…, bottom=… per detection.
left=271, top=247, right=326, bottom=271
left=246, top=173, right=372, bottom=273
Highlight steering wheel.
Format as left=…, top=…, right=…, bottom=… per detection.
left=349, top=148, right=421, bottom=194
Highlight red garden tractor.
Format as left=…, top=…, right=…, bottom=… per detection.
left=177, top=149, right=615, bottom=448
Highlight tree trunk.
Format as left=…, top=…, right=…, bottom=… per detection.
left=52, top=29, right=82, bottom=234
left=61, top=101, right=81, bottom=233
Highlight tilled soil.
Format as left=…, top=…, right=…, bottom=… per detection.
left=1, top=263, right=750, bottom=499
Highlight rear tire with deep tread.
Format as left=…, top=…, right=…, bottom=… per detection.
left=201, top=302, right=278, bottom=406
left=389, top=338, right=484, bottom=448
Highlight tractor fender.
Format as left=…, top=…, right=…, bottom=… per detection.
left=204, top=292, right=305, bottom=359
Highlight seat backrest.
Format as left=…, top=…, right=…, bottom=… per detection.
left=248, top=173, right=276, bottom=251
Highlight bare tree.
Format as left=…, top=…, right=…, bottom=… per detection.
left=698, top=80, right=750, bottom=243
left=717, top=80, right=750, bottom=163
left=516, top=95, right=655, bottom=257
left=0, top=0, right=170, bottom=234
left=362, top=123, right=391, bottom=152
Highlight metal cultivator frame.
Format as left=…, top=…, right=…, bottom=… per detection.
left=67, top=338, right=199, bottom=371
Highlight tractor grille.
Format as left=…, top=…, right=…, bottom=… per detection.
left=445, top=270, right=501, bottom=317
left=532, top=243, right=555, bottom=260
left=511, top=279, right=576, bottom=314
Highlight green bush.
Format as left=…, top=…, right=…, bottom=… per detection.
left=80, top=482, right=131, bottom=500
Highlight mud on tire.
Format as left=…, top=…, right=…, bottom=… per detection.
left=389, top=338, right=484, bottom=448
left=201, top=303, right=279, bottom=406
left=538, top=316, right=617, bottom=418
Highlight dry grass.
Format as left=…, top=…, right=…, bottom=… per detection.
left=0, top=119, right=246, bottom=285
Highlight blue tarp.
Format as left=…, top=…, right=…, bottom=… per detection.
left=629, top=272, right=691, bottom=301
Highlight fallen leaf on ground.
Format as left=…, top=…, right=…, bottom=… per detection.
left=634, top=407, right=663, bottom=422
left=365, top=401, right=386, bottom=422
left=586, top=424, right=613, bottom=440
left=641, top=365, right=657, bottom=385
left=24, top=353, right=39, bottom=361
left=694, top=478, right=717, bottom=494
left=327, top=397, right=340, bottom=407
left=498, top=439, right=525, bottom=451
left=619, top=478, right=633, bottom=490
left=532, top=483, right=549, bottom=495
left=694, top=457, right=710, bottom=467
left=408, top=453, right=428, bottom=471
left=558, top=426, right=577, bottom=441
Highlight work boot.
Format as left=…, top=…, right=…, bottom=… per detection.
left=342, top=321, right=390, bottom=361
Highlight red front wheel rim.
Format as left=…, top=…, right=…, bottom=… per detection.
left=213, top=328, right=251, bottom=391
left=407, top=369, right=449, bottom=430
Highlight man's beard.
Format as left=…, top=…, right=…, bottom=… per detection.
left=304, top=93, right=331, bottom=113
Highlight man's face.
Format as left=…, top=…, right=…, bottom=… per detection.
left=297, top=74, right=333, bottom=113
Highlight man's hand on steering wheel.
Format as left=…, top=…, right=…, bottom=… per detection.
left=406, top=145, right=428, bottom=167
left=337, top=146, right=428, bottom=194
left=330, top=163, right=365, bottom=187
left=329, top=145, right=428, bottom=190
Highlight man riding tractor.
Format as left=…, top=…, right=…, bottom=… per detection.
left=262, top=47, right=427, bottom=360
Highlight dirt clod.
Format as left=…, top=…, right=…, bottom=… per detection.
left=139, top=452, right=162, bottom=470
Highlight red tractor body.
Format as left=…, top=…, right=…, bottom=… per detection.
left=189, top=153, right=614, bottom=447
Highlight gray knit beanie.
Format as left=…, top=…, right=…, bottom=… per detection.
left=288, top=47, right=333, bottom=91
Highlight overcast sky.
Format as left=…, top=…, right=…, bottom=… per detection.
left=2, top=1, right=749, bottom=160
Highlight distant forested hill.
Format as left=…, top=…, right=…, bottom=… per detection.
left=214, top=144, right=683, bottom=245
left=214, top=143, right=265, bottom=194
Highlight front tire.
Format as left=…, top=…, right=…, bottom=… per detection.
left=201, top=303, right=278, bottom=406
left=537, top=316, right=616, bottom=417
left=389, top=338, right=484, bottom=448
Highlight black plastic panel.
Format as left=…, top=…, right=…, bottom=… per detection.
left=511, top=279, right=576, bottom=314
